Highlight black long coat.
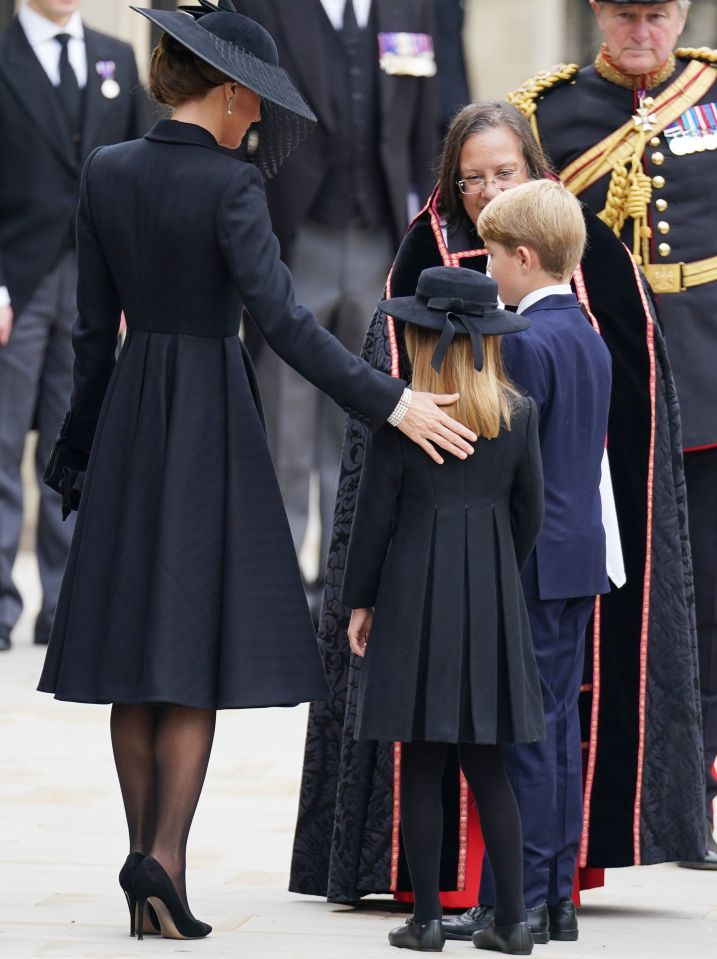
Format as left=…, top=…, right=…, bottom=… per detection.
left=37, top=119, right=404, bottom=710
left=342, top=400, right=545, bottom=745
left=0, top=17, right=148, bottom=318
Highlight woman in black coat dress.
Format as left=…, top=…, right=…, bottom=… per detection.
left=38, top=2, right=478, bottom=940
left=343, top=266, right=544, bottom=954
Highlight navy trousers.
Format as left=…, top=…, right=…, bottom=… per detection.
left=480, top=571, right=595, bottom=908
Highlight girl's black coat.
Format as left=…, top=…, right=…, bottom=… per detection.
left=38, top=119, right=404, bottom=709
left=342, top=401, right=545, bottom=745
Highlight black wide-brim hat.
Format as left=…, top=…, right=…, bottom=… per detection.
left=378, top=267, right=530, bottom=373
left=132, top=1, right=317, bottom=179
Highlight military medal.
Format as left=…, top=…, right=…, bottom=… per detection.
left=665, top=103, right=717, bottom=154
left=96, top=60, right=120, bottom=99
left=378, top=32, right=436, bottom=77
left=633, top=91, right=657, bottom=133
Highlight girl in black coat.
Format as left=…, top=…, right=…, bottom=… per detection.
left=38, top=1, right=478, bottom=941
left=343, top=266, right=544, bottom=954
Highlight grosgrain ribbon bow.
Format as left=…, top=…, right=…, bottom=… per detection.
left=426, top=297, right=487, bottom=373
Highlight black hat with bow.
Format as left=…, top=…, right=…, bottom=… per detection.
left=132, top=0, right=316, bottom=179
left=378, top=267, right=530, bottom=374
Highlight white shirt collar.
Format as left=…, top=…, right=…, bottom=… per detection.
left=319, top=0, right=373, bottom=30
left=517, top=284, right=573, bottom=316
left=19, top=4, right=84, bottom=46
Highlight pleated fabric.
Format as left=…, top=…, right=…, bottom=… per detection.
left=38, top=328, right=330, bottom=709
left=352, top=414, right=544, bottom=745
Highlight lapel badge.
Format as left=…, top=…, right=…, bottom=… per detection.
left=378, top=32, right=436, bottom=78
left=96, top=60, right=120, bottom=99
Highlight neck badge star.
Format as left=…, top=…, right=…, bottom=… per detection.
left=633, top=96, right=657, bottom=133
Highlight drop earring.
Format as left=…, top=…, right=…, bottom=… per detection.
left=227, top=97, right=233, bottom=116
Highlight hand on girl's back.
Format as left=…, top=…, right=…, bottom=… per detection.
left=397, top=391, right=477, bottom=465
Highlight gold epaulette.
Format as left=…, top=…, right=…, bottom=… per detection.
left=507, top=64, right=579, bottom=141
left=675, top=46, right=717, bottom=65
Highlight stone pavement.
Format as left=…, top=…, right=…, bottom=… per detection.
left=1, top=554, right=715, bottom=959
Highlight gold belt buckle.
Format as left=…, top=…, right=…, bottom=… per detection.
left=644, top=262, right=685, bottom=294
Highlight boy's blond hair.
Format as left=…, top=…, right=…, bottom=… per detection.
left=477, top=180, right=586, bottom=281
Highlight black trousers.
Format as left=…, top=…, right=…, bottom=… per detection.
left=685, top=447, right=717, bottom=817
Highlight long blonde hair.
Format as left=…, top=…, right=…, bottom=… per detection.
left=404, top=325, right=519, bottom=439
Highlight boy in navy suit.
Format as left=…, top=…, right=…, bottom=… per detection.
left=473, top=180, right=612, bottom=943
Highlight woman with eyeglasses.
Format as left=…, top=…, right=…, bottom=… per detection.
left=290, top=100, right=700, bottom=927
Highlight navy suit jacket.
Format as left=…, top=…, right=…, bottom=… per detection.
left=502, top=293, right=612, bottom=600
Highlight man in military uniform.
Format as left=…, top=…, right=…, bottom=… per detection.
left=508, top=0, right=717, bottom=871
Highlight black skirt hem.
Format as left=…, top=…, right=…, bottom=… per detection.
left=37, top=686, right=330, bottom=710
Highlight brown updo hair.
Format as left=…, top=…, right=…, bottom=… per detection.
left=149, top=33, right=232, bottom=107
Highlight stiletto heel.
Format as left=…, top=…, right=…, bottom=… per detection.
left=118, top=852, right=160, bottom=937
left=136, top=897, right=147, bottom=942
left=119, top=852, right=143, bottom=937
left=132, top=856, right=211, bottom=940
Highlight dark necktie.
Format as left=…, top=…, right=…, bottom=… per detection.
left=341, top=0, right=360, bottom=53
left=55, top=33, right=82, bottom=133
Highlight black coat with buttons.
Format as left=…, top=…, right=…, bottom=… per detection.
left=342, top=397, right=545, bottom=745
left=535, top=54, right=717, bottom=449
left=38, top=119, right=404, bottom=710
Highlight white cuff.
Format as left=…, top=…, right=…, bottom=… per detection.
left=0, top=286, right=10, bottom=309
left=388, top=387, right=412, bottom=427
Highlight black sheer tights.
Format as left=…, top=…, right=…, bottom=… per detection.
left=400, top=741, right=526, bottom=926
left=110, top=704, right=216, bottom=907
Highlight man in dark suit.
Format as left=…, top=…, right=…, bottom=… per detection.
left=0, top=0, right=148, bottom=651
left=237, top=0, right=438, bottom=604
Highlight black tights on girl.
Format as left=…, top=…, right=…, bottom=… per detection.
left=400, top=741, right=526, bottom=925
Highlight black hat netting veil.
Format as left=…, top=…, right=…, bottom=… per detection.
left=205, top=33, right=316, bottom=179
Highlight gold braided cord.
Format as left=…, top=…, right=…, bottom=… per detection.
left=675, top=46, right=717, bottom=64
left=598, top=128, right=653, bottom=265
left=507, top=64, right=580, bottom=142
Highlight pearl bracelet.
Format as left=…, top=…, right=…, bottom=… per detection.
left=388, top=387, right=412, bottom=427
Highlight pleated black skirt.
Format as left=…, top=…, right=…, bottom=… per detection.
left=38, top=328, right=330, bottom=709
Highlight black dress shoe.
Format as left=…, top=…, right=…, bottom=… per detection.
left=442, top=905, right=494, bottom=941
left=0, top=630, right=10, bottom=652
left=388, top=918, right=445, bottom=952
left=678, top=819, right=717, bottom=870
left=444, top=904, right=547, bottom=944
left=472, top=921, right=533, bottom=954
left=547, top=900, right=578, bottom=941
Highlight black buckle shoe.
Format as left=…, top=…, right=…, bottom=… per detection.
left=388, top=918, right=445, bottom=952
left=547, top=900, right=578, bottom=941
left=526, top=903, right=549, bottom=945
left=442, top=905, right=494, bottom=941
left=472, top=920, right=533, bottom=954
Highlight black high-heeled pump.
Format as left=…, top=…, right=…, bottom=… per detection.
left=118, top=852, right=160, bottom=937
left=133, top=856, right=212, bottom=941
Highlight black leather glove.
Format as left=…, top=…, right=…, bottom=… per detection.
left=43, top=412, right=90, bottom=520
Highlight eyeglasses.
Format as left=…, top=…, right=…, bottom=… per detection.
left=456, top=164, right=528, bottom=195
